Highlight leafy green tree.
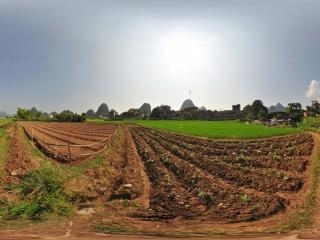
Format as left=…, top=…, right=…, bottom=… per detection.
left=288, top=103, right=302, bottom=113
left=287, top=102, right=303, bottom=125
left=85, top=109, right=95, bottom=118
left=17, top=108, right=32, bottom=120
left=252, top=100, right=268, bottom=120
left=150, top=105, right=172, bottom=119
left=108, top=109, right=118, bottom=119
left=306, top=100, right=320, bottom=114
left=242, top=100, right=268, bottom=120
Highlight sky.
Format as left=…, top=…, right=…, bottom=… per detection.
left=1, top=0, right=320, bottom=114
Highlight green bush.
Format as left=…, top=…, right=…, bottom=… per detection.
left=1, top=167, right=74, bottom=218
left=300, top=117, right=320, bottom=130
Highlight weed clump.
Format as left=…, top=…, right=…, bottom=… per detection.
left=0, top=167, right=74, bottom=218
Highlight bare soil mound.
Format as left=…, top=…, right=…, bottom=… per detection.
left=4, top=123, right=39, bottom=184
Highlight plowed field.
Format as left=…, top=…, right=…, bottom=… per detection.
left=18, top=122, right=315, bottom=224
left=21, top=122, right=117, bottom=162
left=129, top=126, right=313, bottom=222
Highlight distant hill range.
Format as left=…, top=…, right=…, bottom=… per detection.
left=0, top=111, right=8, bottom=118
left=85, top=103, right=110, bottom=118
left=268, top=103, right=285, bottom=113
left=180, top=99, right=197, bottom=110
left=139, top=103, right=151, bottom=115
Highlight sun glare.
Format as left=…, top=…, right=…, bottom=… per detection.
left=161, top=32, right=208, bottom=74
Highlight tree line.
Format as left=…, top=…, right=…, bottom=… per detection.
left=15, top=99, right=320, bottom=125
left=119, top=99, right=311, bottom=127
left=16, top=107, right=86, bottom=122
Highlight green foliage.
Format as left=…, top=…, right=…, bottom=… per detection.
left=133, top=120, right=301, bottom=139
left=108, top=109, right=119, bottom=119
left=197, top=191, right=213, bottom=206
left=85, top=109, right=96, bottom=118
left=306, top=100, right=320, bottom=114
left=16, top=107, right=48, bottom=121
left=300, top=117, right=320, bottom=130
left=243, top=100, right=268, bottom=120
left=0, top=118, right=12, bottom=127
left=197, top=191, right=206, bottom=198
left=17, top=108, right=32, bottom=120
left=286, top=102, right=304, bottom=125
left=150, top=105, right=173, bottom=119
left=53, top=112, right=86, bottom=122
left=288, top=103, right=303, bottom=113
left=0, top=167, right=74, bottom=218
left=240, top=194, right=251, bottom=203
left=16, top=107, right=85, bottom=122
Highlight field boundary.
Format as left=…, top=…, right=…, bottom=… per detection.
left=0, top=123, right=11, bottom=129
left=21, top=122, right=118, bottom=161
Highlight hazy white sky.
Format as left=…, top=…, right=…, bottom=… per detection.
left=0, top=0, right=320, bottom=114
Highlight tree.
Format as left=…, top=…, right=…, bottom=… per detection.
left=242, top=104, right=253, bottom=120
left=120, top=109, right=136, bottom=119
left=288, top=103, right=302, bottom=113
left=17, top=108, right=32, bottom=120
left=108, top=109, right=118, bottom=119
left=287, top=102, right=303, bottom=125
left=252, top=100, right=268, bottom=120
left=86, top=109, right=95, bottom=118
left=53, top=112, right=86, bottom=122
left=242, top=101, right=268, bottom=120
left=307, top=100, right=320, bottom=114
left=149, top=107, right=162, bottom=119
left=150, top=105, right=172, bottom=119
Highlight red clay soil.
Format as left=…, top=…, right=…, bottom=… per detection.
left=3, top=123, right=39, bottom=184
left=1, top=125, right=320, bottom=240
left=66, top=126, right=149, bottom=205
left=128, top=126, right=312, bottom=223
left=21, top=122, right=117, bottom=163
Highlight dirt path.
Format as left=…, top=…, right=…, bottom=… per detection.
left=3, top=123, right=39, bottom=184
left=0, top=231, right=314, bottom=240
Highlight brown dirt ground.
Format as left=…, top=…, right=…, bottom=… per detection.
left=21, top=121, right=117, bottom=163
left=1, top=126, right=320, bottom=239
left=3, top=123, right=39, bottom=184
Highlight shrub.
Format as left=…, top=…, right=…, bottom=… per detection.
left=1, top=167, right=74, bottom=218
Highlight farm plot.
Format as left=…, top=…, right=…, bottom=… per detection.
left=129, top=126, right=313, bottom=222
left=21, top=122, right=117, bottom=162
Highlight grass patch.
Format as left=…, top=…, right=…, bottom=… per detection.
left=86, top=118, right=125, bottom=125
left=60, top=155, right=105, bottom=176
left=300, top=117, right=320, bottom=130
left=132, top=120, right=301, bottom=139
left=0, top=167, right=74, bottom=219
left=0, top=118, right=12, bottom=127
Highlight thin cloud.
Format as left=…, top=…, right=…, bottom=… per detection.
left=306, top=80, right=320, bottom=99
